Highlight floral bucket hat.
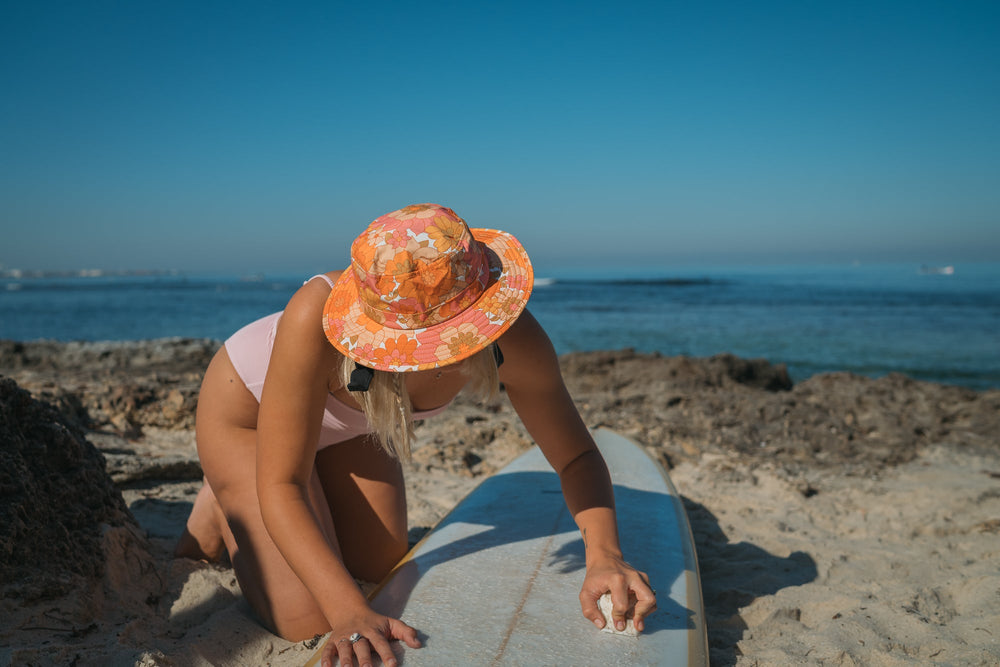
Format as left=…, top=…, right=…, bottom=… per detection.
left=323, top=203, right=534, bottom=372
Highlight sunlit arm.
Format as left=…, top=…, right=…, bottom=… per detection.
left=255, top=285, right=369, bottom=631
left=499, top=309, right=656, bottom=631
left=498, top=310, right=622, bottom=558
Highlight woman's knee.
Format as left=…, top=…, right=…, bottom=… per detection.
left=237, top=559, right=337, bottom=643
left=248, top=583, right=330, bottom=641
left=344, top=532, right=408, bottom=584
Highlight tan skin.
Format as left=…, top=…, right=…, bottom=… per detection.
left=177, top=271, right=657, bottom=667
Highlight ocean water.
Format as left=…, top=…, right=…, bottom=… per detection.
left=2, top=263, right=998, bottom=389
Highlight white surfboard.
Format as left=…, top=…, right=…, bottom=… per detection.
left=307, top=428, right=708, bottom=666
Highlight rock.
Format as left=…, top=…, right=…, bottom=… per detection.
left=706, top=353, right=793, bottom=392
left=2, top=341, right=997, bottom=481
left=0, top=338, right=218, bottom=376
left=89, top=430, right=202, bottom=485
left=556, top=349, right=997, bottom=476
left=0, top=339, right=215, bottom=432
left=0, top=377, right=150, bottom=601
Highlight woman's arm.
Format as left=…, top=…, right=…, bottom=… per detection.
left=498, top=310, right=657, bottom=632
left=256, top=280, right=365, bottom=610
left=256, top=278, right=418, bottom=665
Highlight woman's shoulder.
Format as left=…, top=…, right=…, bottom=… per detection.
left=279, top=271, right=345, bottom=342
left=499, top=308, right=547, bottom=347
left=496, top=308, right=559, bottom=376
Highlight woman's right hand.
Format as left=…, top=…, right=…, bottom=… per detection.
left=321, top=608, right=421, bottom=667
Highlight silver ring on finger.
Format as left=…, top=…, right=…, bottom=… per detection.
left=349, top=632, right=363, bottom=644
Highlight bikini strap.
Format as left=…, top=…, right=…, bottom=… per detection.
left=304, top=273, right=337, bottom=289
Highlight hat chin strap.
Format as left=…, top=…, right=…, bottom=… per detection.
left=347, top=363, right=375, bottom=392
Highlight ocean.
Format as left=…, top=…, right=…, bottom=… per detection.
left=2, top=263, right=998, bottom=390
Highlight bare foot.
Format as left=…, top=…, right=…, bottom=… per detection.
left=174, top=482, right=227, bottom=562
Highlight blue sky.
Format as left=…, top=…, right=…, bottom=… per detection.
left=2, top=1, right=998, bottom=274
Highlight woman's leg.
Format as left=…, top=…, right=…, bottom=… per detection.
left=177, top=348, right=409, bottom=638
left=175, top=478, right=227, bottom=561
left=314, top=437, right=410, bottom=584
left=187, top=348, right=339, bottom=640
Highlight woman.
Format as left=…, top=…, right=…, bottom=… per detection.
left=176, top=203, right=656, bottom=667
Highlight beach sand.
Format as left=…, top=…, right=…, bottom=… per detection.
left=2, top=341, right=999, bottom=666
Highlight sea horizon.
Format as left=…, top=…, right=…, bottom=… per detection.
left=3, top=261, right=999, bottom=390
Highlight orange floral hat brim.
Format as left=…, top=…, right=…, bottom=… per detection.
left=323, top=228, right=534, bottom=372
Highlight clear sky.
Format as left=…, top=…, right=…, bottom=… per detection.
left=2, top=0, right=999, bottom=274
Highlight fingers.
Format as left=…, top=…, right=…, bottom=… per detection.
left=321, top=640, right=337, bottom=667
left=327, top=619, right=419, bottom=667
left=334, top=636, right=356, bottom=667
left=367, top=632, right=399, bottom=667
left=327, top=632, right=393, bottom=667
left=352, top=637, right=375, bottom=667
left=579, top=588, right=607, bottom=629
left=387, top=617, right=422, bottom=649
left=609, top=581, right=632, bottom=632
left=580, top=566, right=659, bottom=634
left=631, top=579, right=658, bottom=632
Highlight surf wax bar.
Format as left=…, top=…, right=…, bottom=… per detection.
left=597, top=593, right=639, bottom=638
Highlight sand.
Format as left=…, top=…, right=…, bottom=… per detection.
left=2, top=341, right=998, bottom=666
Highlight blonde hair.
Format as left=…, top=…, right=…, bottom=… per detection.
left=339, top=345, right=500, bottom=460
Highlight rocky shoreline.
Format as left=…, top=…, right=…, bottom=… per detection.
left=2, top=339, right=999, bottom=665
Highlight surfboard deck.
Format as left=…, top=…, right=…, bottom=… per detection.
left=306, top=428, right=708, bottom=666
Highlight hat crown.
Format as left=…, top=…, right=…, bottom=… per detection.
left=350, top=204, right=491, bottom=330
left=324, top=202, right=533, bottom=372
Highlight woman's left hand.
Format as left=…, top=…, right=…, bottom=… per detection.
left=579, top=553, right=657, bottom=633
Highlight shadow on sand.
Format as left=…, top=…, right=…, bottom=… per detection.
left=682, top=496, right=818, bottom=666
